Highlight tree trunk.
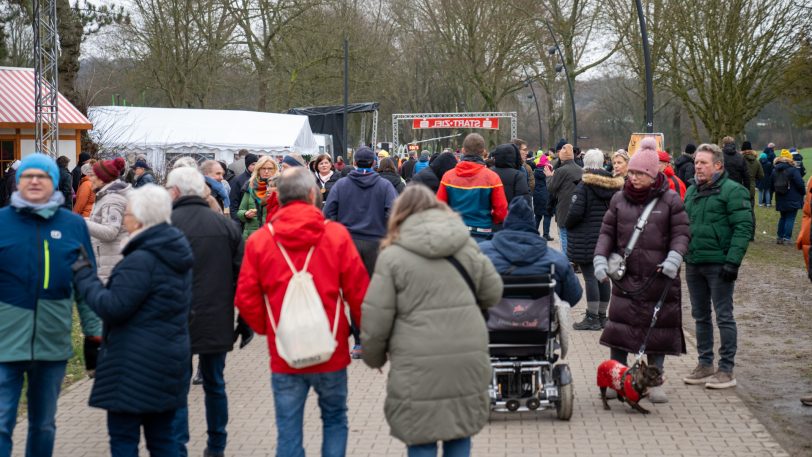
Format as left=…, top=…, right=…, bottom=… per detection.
left=56, top=0, right=83, bottom=111
left=671, top=107, right=681, bottom=154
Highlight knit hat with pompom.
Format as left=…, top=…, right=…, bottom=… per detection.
left=93, top=157, right=126, bottom=184
left=628, top=138, right=660, bottom=179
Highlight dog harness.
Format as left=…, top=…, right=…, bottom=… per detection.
left=597, top=359, right=641, bottom=403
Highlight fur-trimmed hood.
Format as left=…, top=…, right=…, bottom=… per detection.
left=582, top=170, right=625, bottom=190
left=742, top=149, right=759, bottom=161
left=774, top=156, right=796, bottom=166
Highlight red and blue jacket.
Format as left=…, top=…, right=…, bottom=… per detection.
left=437, top=157, right=508, bottom=229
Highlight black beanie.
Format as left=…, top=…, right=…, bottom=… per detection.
left=685, top=144, right=696, bottom=155
left=741, top=141, right=752, bottom=151
left=245, top=153, right=259, bottom=168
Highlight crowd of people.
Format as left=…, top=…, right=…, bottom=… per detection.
left=0, top=132, right=810, bottom=457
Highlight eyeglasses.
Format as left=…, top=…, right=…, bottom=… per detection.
left=259, top=167, right=275, bottom=172
left=19, top=173, right=50, bottom=182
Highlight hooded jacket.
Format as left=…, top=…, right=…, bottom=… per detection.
left=361, top=208, right=502, bottom=445
left=663, top=166, right=687, bottom=200
left=437, top=156, right=508, bottom=229
left=532, top=165, right=550, bottom=217
left=400, top=157, right=417, bottom=182
left=722, top=144, right=750, bottom=190
left=378, top=170, right=405, bottom=194
left=771, top=157, right=806, bottom=212
left=73, top=223, right=194, bottom=414
left=323, top=169, right=398, bottom=240
left=413, top=154, right=430, bottom=175
left=73, top=175, right=95, bottom=218
left=796, top=177, right=812, bottom=266
left=235, top=201, right=368, bottom=374
left=490, top=144, right=530, bottom=206
left=479, top=198, right=583, bottom=305
left=172, top=196, right=243, bottom=354
left=674, top=153, right=695, bottom=185
left=547, top=159, right=584, bottom=226
left=742, top=149, right=765, bottom=198
left=410, top=152, right=458, bottom=193
left=86, top=180, right=131, bottom=283
left=594, top=176, right=689, bottom=356
left=759, top=148, right=776, bottom=190
left=564, top=169, right=624, bottom=264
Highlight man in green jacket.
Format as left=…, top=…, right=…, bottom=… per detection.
left=682, top=143, right=752, bottom=390
left=0, top=154, right=101, bottom=457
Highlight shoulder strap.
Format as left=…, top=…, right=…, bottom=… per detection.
left=267, top=222, right=316, bottom=274
left=446, top=255, right=476, bottom=299
left=623, top=197, right=659, bottom=258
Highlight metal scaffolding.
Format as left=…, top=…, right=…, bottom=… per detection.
left=32, top=0, right=60, bottom=157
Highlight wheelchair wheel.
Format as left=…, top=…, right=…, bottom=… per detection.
left=556, top=383, right=573, bottom=420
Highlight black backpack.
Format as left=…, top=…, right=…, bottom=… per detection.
left=773, top=169, right=791, bottom=195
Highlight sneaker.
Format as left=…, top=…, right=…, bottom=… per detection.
left=543, top=234, right=555, bottom=241
left=801, top=395, right=812, bottom=406
left=598, top=313, right=607, bottom=329
left=572, top=312, right=602, bottom=331
left=647, top=385, right=668, bottom=403
left=705, top=370, right=737, bottom=389
left=682, top=364, right=715, bottom=385
left=351, top=344, right=363, bottom=359
left=192, top=367, right=203, bottom=386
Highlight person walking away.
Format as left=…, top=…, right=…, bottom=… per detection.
left=741, top=142, right=764, bottom=240
left=674, top=144, right=696, bottom=185
left=413, top=151, right=430, bottom=175
left=86, top=157, right=131, bottom=284
left=377, top=157, right=406, bottom=194
left=437, top=133, right=508, bottom=243
left=682, top=143, right=752, bottom=389
left=533, top=155, right=554, bottom=241
left=759, top=144, right=776, bottom=207
left=490, top=143, right=530, bottom=215
left=228, top=153, right=258, bottom=224
left=612, top=149, right=630, bottom=179
left=200, top=160, right=231, bottom=215
left=791, top=148, right=806, bottom=177
left=166, top=167, right=243, bottom=457
left=545, top=143, right=583, bottom=255
left=73, top=160, right=96, bottom=218
left=72, top=185, right=193, bottom=457
left=313, top=154, right=341, bottom=204
left=235, top=167, right=369, bottom=457
left=658, top=151, right=687, bottom=200
left=512, top=138, right=535, bottom=194
left=721, top=137, right=750, bottom=190
left=132, top=159, right=156, bottom=188
left=237, top=156, right=277, bottom=240
left=55, top=156, right=74, bottom=210
left=771, top=151, right=805, bottom=244
left=71, top=152, right=91, bottom=193
left=361, top=185, right=503, bottom=457
left=0, top=154, right=101, bottom=457
left=410, top=152, right=458, bottom=193
left=565, top=149, right=624, bottom=330
left=593, top=138, right=690, bottom=403
left=400, top=151, right=418, bottom=182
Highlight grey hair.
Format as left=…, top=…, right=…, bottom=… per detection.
left=695, top=143, right=724, bottom=165
left=166, top=166, right=207, bottom=198
left=277, top=167, right=318, bottom=206
left=199, top=160, right=223, bottom=176
left=583, top=148, right=605, bottom=170
left=172, top=156, right=198, bottom=169
left=128, top=184, right=172, bottom=229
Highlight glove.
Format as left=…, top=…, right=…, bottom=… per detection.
left=719, top=263, right=739, bottom=282
left=83, top=335, right=102, bottom=375
left=71, top=244, right=93, bottom=273
left=593, top=255, right=609, bottom=283
left=658, top=250, right=683, bottom=279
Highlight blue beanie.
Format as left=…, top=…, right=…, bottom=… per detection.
left=17, top=153, right=59, bottom=186
left=503, top=197, right=537, bottom=233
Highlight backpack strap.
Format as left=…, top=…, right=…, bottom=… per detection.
left=267, top=222, right=316, bottom=274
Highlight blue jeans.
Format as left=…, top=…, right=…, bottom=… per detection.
left=758, top=188, right=772, bottom=206
left=558, top=227, right=568, bottom=257
left=777, top=210, right=798, bottom=240
left=686, top=263, right=738, bottom=373
left=0, top=360, right=66, bottom=457
left=407, top=437, right=471, bottom=457
left=535, top=214, right=552, bottom=237
left=271, top=369, right=348, bottom=457
left=173, top=353, right=227, bottom=456
left=108, top=410, right=179, bottom=457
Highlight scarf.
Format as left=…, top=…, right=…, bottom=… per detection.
left=254, top=179, right=268, bottom=200
left=11, top=191, right=65, bottom=219
left=204, top=176, right=230, bottom=207
left=317, top=171, right=334, bottom=188
left=623, top=173, right=664, bottom=205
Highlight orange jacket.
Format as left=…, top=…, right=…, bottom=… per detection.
left=796, top=177, right=812, bottom=267
left=72, top=176, right=95, bottom=218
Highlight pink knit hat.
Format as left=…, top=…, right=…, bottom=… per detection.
left=628, top=138, right=659, bottom=178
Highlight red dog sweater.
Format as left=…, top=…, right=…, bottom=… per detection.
left=597, top=359, right=641, bottom=403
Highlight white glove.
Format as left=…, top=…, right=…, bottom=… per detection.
left=658, top=250, right=683, bottom=279
left=594, top=255, right=609, bottom=283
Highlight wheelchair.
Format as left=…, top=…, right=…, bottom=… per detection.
left=486, top=273, right=573, bottom=420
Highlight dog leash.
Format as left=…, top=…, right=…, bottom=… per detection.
left=631, top=276, right=674, bottom=366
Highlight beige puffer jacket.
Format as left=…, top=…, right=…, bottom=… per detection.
left=361, top=208, right=503, bottom=446
left=86, top=180, right=131, bottom=283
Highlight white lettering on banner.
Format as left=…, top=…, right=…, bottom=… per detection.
left=412, top=117, right=500, bottom=130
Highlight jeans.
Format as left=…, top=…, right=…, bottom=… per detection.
left=686, top=263, right=738, bottom=373
left=777, top=210, right=798, bottom=240
left=108, top=410, right=179, bottom=457
left=578, top=263, right=610, bottom=315
left=0, top=360, right=66, bottom=457
left=610, top=348, right=665, bottom=372
left=407, top=437, right=472, bottom=457
left=535, top=214, right=552, bottom=237
left=558, top=227, right=568, bottom=257
left=174, top=352, right=228, bottom=456
left=271, top=369, right=348, bottom=457
left=758, top=188, right=772, bottom=206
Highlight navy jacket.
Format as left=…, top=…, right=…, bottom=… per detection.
left=771, top=160, right=806, bottom=212
left=479, top=198, right=582, bottom=305
left=74, top=223, right=194, bottom=414
left=532, top=166, right=550, bottom=217
left=228, top=170, right=252, bottom=223
left=323, top=170, right=397, bottom=240
left=759, top=148, right=776, bottom=190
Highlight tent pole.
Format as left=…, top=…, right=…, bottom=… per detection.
left=343, top=37, right=349, bottom=158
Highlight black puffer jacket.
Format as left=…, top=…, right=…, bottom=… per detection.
left=564, top=170, right=624, bottom=264
left=411, top=152, right=458, bottom=193
left=723, top=144, right=751, bottom=190
left=379, top=171, right=405, bottom=194
left=489, top=144, right=529, bottom=204
left=674, top=154, right=695, bottom=185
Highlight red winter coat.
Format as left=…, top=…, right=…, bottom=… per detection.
left=663, top=166, right=687, bottom=200
left=235, top=201, right=368, bottom=374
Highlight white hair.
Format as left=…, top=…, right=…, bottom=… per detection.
left=172, top=156, right=199, bottom=169
left=166, top=166, right=207, bottom=198
left=128, top=184, right=172, bottom=229
left=583, top=148, right=605, bottom=170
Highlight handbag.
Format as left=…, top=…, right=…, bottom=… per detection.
left=607, top=197, right=659, bottom=281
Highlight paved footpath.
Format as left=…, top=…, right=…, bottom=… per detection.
left=12, top=236, right=791, bottom=456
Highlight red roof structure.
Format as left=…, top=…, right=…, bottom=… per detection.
left=0, top=66, right=91, bottom=129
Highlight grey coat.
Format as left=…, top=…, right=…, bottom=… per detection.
left=361, top=208, right=503, bottom=445
left=86, top=180, right=131, bottom=283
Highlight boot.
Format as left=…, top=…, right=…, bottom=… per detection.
left=192, top=366, right=203, bottom=386
left=776, top=237, right=784, bottom=245
left=543, top=234, right=555, bottom=241
left=598, top=313, right=608, bottom=329
left=573, top=312, right=602, bottom=331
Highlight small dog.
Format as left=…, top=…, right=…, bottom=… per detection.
left=597, top=359, right=664, bottom=414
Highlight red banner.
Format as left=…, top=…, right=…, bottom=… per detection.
left=412, top=117, right=500, bottom=130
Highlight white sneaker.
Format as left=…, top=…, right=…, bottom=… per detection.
left=648, top=385, right=668, bottom=403
left=705, top=371, right=737, bottom=389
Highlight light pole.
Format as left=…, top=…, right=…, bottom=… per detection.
left=522, top=67, right=544, bottom=150
left=542, top=20, right=577, bottom=148
left=635, top=0, right=654, bottom=132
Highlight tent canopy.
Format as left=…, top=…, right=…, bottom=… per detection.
left=88, top=106, right=319, bottom=159
left=288, top=102, right=379, bottom=116
left=288, top=102, right=379, bottom=158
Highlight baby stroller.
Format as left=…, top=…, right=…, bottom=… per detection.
left=487, top=273, right=573, bottom=420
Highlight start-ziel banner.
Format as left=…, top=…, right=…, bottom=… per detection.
left=412, top=117, right=500, bottom=130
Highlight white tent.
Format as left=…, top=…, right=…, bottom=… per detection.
left=88, top=106, right=318, bottom=176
